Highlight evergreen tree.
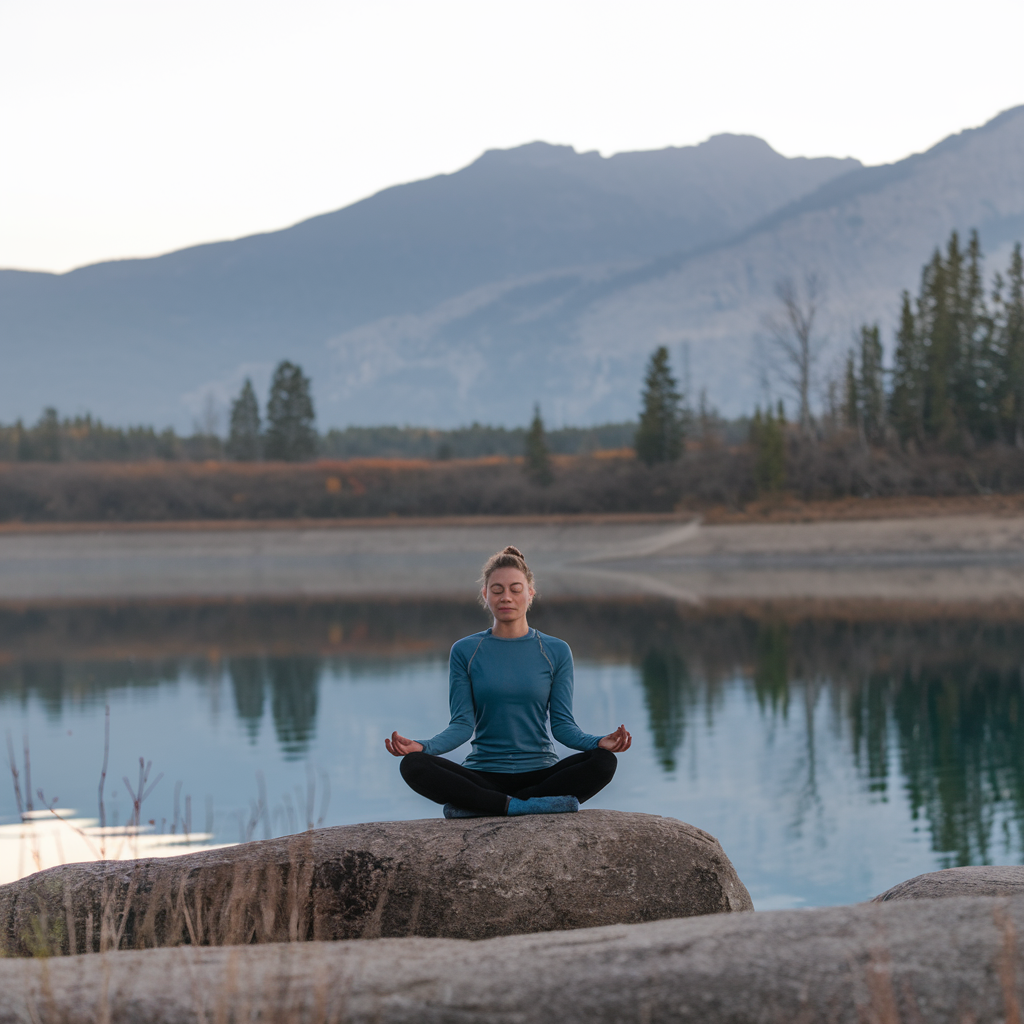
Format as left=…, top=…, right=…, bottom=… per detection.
left=14, top=420, right=29, bottom=461
left=264, top=361, right=317, bottom=461
left=749, top=405, right=785, bottom=494
left=635, top=346, right=683, bottom=465
left=921, top=243, right=956, bottom=441
left=524, top=403, right=553, bottom=485
left=888, top=229, right=1015, bottom=448
left=843, top=351, right=858, bottom=430
left=858, top=325, right=886, bottom=444
left=949, top=230, right=996, bottom=440
left=890, top=291, right=923, bottom=444
left=35, top=407, right=61, bottom=461
left=227, top=379, right=262, bottom=461
left=995, top=244, right=1024, bottom=446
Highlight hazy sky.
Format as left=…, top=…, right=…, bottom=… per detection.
left=2, top=0, right=1022, bottom=274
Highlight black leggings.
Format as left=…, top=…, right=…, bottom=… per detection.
left=400, top=748, right=617, bottom=815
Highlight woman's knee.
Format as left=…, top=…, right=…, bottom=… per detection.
left=399, top=750, right=430, bottom=782
left=591, top=747, right=617, bottom=778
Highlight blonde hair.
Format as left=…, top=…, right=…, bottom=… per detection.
left=478, top=545, right=536, bottom=607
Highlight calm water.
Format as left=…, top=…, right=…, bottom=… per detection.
left=2, top=598, right=1023, bottom=908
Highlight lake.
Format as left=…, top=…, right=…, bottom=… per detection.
left=3, top=595, right=1022, bottom=909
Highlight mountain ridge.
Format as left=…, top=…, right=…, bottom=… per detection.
left=3, top=111, right=1023, bottom=429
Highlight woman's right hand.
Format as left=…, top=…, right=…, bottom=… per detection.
left=385, top=731, right=424, bottom=757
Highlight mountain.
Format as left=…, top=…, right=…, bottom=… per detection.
left=321, top=106, right=1024, bottom=426
left=0, top=135, right=858, bottom=430
left=4, top=108, right=1024, bottom=431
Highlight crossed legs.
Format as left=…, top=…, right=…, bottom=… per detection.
left=400, top=748, right=617, bottom=815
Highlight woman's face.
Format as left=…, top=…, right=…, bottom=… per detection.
left=483, top=567, right=534, bottom=623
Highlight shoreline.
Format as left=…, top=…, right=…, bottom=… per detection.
left=0, top=511, right=1022, bottom=604
left=1, top=492, right=1024, bottom=534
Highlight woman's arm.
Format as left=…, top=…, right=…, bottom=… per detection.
left=386, top=642, right=475, bottom=757
left=548, top=645, right=605, bottom=750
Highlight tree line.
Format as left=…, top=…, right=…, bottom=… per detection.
left=0, top=361, right=319, bottom=464
left=8, top=229, right=1019, bottom=485
left=872, top=232, right=1024, bottom=448
left=0, top=360, right=636, bottom=464
left=625, top=229, right=1024, bottom=494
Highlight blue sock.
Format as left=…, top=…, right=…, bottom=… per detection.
left=506, top=795, right=580, bottom=816
left=442, top=803, right=494, bottom=818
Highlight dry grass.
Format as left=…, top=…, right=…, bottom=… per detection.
left=2, top=436, right=1024, bottom=524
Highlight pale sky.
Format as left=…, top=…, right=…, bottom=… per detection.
left=2, top=0, right=1022, bottom=274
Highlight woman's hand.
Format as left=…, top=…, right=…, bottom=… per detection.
left=598, top=724, right=632, bottom=753
left=385, top=731, right=424, bottom=757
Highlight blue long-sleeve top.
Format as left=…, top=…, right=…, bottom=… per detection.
left=418, top=628, right=603, bottom=772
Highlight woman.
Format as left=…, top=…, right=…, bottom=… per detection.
left=386, top=545, right=631, bottom=817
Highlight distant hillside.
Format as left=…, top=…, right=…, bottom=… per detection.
left=323, top=106, right=1024, bottom=424
left=5, top=109, right=1024, bottom=430
left=0, top=136, right=857, bottom=430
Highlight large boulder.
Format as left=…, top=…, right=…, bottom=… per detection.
left=873, top=864, right=1024, bottom=903
left=3, top=895, right=1024, bottom=1023
left=0, top=810, right=750, bottom=956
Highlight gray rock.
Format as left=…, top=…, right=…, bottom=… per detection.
left=0, top=810, right=750, bottom=956
left=2, top=895, right=1024, bottom=1023
left=873, top=864, right=1024, bottom=903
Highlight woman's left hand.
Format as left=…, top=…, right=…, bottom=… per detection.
left=599, top=724, right=632, bottom=752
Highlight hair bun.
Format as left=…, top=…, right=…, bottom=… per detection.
left=479, top=545, right=535, bottom=604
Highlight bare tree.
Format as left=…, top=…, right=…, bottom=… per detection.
left=761, top=274, right=826, bottom=435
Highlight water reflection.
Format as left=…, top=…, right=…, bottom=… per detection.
left=267, top=657, right=320, bottom=759
left=229, top=658, right=265, bottom=740
left=894, top=669, right=1024, bottom=867
left=754, top=623, right=789, bottom=718
left=639, top=649, right=690, bottom=772
left=2, top=599, right=1024, bottom=880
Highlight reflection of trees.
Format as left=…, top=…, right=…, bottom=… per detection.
left=754, top=624, right=789, bottom=718
left=892, top=667, right=1024, bottom=866
left=268, top=657, right=321, bottom=760
left=6, top=597, right=1024, bottom=865
left=639, top=649, right=691, bottom=771
left=0, top=659, right=180, bottom=718
left=229, top=658, right=266, bottom=741
left=849, top=674, right=891, bottom=796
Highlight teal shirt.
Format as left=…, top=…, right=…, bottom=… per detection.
left=419, top=628, right=603, bottom=772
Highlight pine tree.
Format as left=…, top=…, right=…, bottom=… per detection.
left=921, top=243, right=955, bottom=441
left=14, top=420, right=30, bottom=461
left=890, top=291, right=922, bottom=444
left=227, top=379, right=262, bottom=461
left=635, top=346, right=683, bottom=465
left=524, top=404, right=553, bottom=485
left=264, top=361, right=317, bottom=461
left=858, top=324, right=886, bottom=444
left=956, top=230, right=994, bottom=440
left=36, top=407, right=61, bottom=461
left=749, top=405, right=785, bottom=494
left=991, top=243, right=1024, bottom=448
left=996, top=244, right=1024, bottom=446
left=843, top=351, right=859, bottom=430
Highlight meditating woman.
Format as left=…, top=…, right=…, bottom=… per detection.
left=385, top=545, right=631, bottom=817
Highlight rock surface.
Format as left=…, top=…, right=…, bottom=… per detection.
left=0, top=810, right=750, bottom=956
left=873, top=864, right=1024, bottom=903
left=2, top=895, right=1024, bottom=1023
